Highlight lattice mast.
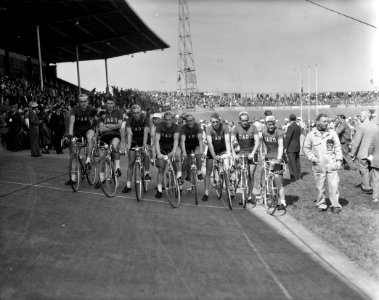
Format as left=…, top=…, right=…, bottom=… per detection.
left=177, top=0, right=197, bottom=96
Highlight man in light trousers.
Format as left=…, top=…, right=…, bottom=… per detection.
left=303, top=113, right=343, bottom=214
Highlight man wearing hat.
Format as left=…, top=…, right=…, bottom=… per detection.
left=284, top=114, right=302, bottom=181
left=7, top=103, right=23, bottom=152
left=29, top=102, right=42, bottom=157
left=336, top=114, right=355, bottom=170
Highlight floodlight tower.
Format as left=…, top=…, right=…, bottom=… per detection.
left=177, top=0, right=197, bottom=96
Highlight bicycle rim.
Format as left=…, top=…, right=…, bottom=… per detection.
left=86, top=153, right=98, bottom=185
left=142, top=165, right=148, bottom=193
left=213, top=167, right=222, bottom=199
left=191, top=168, right=198, bottom=205
left=265, top=175, right=278, bottom=215
left=241, top=172, right=249, bottom=208
left=101, top=159, right=118, bottom=197
left=69, top=154, right=81, bottom=192
left=134, top=164, right=142, bottom=202
left=224, top=172, right=232, bottom=210
left=164, top=168, right=180, bottom=208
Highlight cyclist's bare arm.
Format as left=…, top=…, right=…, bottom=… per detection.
left=206, top=134, right=216, bottom=159
left=230, top=131, right=237, bottom=157
left=277, top=137, right=284, bottom=160
left=251, top=133, right=260, bottom=156
left=68, top=115, right=75, bottom=136
left=126, top=127, right=133, bottom=150
left=143, top=126, right=149, bottom=146
left=225, top=133, right=231, bottom=156
left=181, top=134, right=187, bottom=156
left=197, top=132, right=204, bottom=154
left=155, top=132, right=162, bottom=156
left=172, top=132, right=180, bottom=155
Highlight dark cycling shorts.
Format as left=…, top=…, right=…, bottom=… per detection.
left=158, top=146, right=173, bottom=158
left=74, top=127, right=93, bottom=139
left=265, top=158, right=284, bottom=174
left=100, top=133, right=121, bottom=145
left=206, top=149, right=226, bottom=159
left=129, top=139, right=144, bottom=149
left=185, top=144, right=199, bottom=154
left=239, top=151, right=258, bottom=165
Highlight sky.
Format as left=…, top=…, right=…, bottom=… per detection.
left=56, top=0, right=378, bottom=94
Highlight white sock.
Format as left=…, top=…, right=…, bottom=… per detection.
left=115, top=160, right=120, bottom=170
left=71, top=174, right=77, bottom=182
left=281, top=199, right=286, bottom=206
left=177, top=171, right=182, bottom=179
left=100, top=172, right=105, bottom=181
left=157, top=184, right=162, bottom=192
left=86, top=157, right=91, bottom=164
left=145, top=171, right=149, bottom=175
left=127, top=181, right=131, bottom=188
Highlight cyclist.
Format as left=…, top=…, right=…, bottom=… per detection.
left=180, top=114, right=204, bottom=181
left=65, top=94, right=97, bottom=185
left=150, top=113, right=162, bottom=165
left=261, top=115, right=286, bottom=209
left=121, top=104, right=151, bottom=193
left=202, top=112, right=232, bottom=202
left=95, top=97, right=123, bottom=188
left=231, top=111, right=260, bottom=204
left=155, top=111, right=182, bottom=199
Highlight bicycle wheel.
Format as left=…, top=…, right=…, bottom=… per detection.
left=100, top=159, right=118, bottom=197
left=241, top=170, right=249, bottom=208
left=134, top=163, right=142, bottom=202
left=256, top=169, right=265, bottom=205
left=224, top=171, right=233, bottom=210
left=69, top=154, right=81, bottom=192
left=164, top=166, right=180, bottom=208
left=86, top=150, right=98, bottom=185
left=190, top=167, right=198, bottom=205
left=212, top=166, right=223, bottom=199
left=141, top=163, right=149, bottom=193
left=264, top=174, right=278, bottom=215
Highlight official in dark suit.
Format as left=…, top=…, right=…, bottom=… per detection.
left=50, top=105, right=65, bottom=154
left=335, top=114, right=355, bottom=170
left=284, top=114, right=302, bottom=181
left=29, top=102, right=42, bottom=157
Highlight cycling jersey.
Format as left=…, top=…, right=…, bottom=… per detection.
left=156, top=122, right=180, bottom=150
left=126, top=116, right=150, bottom=146
left=232, top=124, right=258, bottom=153
left=70, top=106, right=97, bottom=136
left=181, top=122, right=202, bottom=150
left=262, top=127, right=283, bottom=159
left=206, top=124, right=229, bottom=156
left=100, top=109, right=123, bottom=136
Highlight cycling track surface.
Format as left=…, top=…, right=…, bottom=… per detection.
left=0, top=150, right=377, bottom=300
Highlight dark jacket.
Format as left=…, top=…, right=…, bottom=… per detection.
left=29, top=110, right=41, bottom=134
left=335, top=121, right=351, bottom=144
left=284, top=121, right=301, bottom=152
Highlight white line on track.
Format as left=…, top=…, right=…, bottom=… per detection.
left=0, top=180, right=242, bottom=210
left=227, top=205, right=294, bottom=300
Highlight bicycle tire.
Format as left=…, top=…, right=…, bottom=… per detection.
left=190, top=167, right=198, bottom=205
left=134, top=163, right=142, bottom=202
left=224, top=171, right=233, bottom=210
left=100, top=159, right=118, bottom=198
left=86, top=149, right=98, bottom=185
left=257, top=169, right=265, bottom=205
left=164, top=166, right=180, bottom=208
left=141, top=163, right=148, bottom=193
left=69, top=154, right=81, bottom=192
left=241, top=170, right=249, bottom=208
left=264, top=174, right=278, bottom=215
left=213, top=166, right=223, bottom=199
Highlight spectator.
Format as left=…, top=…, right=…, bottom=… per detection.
left=284, top=114, right=301, bottom=181
left=7, top=103, right=23, bottom=151
left=303, top=113, right=343, bottom=214
left=50, top=105, right=65, bottom=154
left=368, top=115, right=379, bottom=203
left=0, top=109, right=8, bottom=149
left=335, top=114, right=356, bottom=170
left=29, top=102, right=42, bottom=157
left=350, top=110, right=377, bottom=194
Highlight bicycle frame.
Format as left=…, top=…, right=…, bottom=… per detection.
left=235, top=154, right=250, bottom=207
left=163, top=153, right=181, bottom=208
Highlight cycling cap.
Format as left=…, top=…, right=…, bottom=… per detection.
left=265, top=116, right=275, bottom=123
left=239, top=111, right=249, bottom=117
left=78, top=94, right=88, bottom=101
left=151, top=113, right=161, bottom=118
left=131, top=104, right=141, bottom=111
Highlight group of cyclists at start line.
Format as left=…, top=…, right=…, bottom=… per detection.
left=65, top=93, right=286, bottom=209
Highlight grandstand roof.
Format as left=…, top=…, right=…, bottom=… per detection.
left=0, top=0, right=169, bottom=63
